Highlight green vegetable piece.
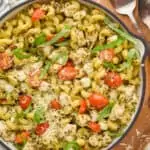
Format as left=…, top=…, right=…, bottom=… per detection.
left=13, top=49, right=31, bottom=59
left=33, top=107, right=45, bottom=124
left=39, top=25, right=71, bottom=47
left=40, top=61, right=51, bottom=79
left=127, top=48, right=139, bottom=62
left=103, top=62, right=117, bottom=70
left=107, top=130, right=123, bottom=137
left=51, top=51, right=68, bottom=65
left=97, top=102, right=114, bottom=121
left=92, top=37, right=124, bottom=53
left=34, top=33, right=46, bottom=46
left=55, top=40, right=70, bottom=47
left=104, top=17, right=137, bottom=44
left=64, top=141, right=80, bottom=150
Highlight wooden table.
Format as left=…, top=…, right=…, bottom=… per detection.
left=95, top=0, right=150, bottom=149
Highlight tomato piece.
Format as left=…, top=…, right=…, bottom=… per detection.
left=79, top=100, right=87, bottom=114
left=59, top=37, right=65, bottom=42
left=19, top=95, right=32, bottom=110
left=99, top=49, right=115, bottom=62
left=35, top=122, right=49, bottom=136
left=0, top=52, right=13, bottom=70
left=58, top=63, right=76, bottom=80
left=88, top=122, right=101, bottom=133
left=50, top=100, right=62, bottom=110
left=15, top=131, right=30, bottom=144
left=46, top=35, right=65, bottom=42
left=46, top=35, right=54, bottom=41
left=32, top=8, right=45, bottom=22
left=65, top=60, right=74, bottom=67
left=104, top=72, right=122, bottom=88
left=28, top=69, right=41, bottom=88
left=0, top=99, right=7, bottom=104
left=88, top=93, right=109, bottom=110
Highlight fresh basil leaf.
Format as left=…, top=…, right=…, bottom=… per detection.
left=97, top=102, right=114, bottom=121
left=34, top=33, right=46, bottom=46
left=92, top=37, right=124, bottom=53
left=55, top=40, right=70, bottom=47
left=33, top=107, right=45, bottom=124
left=104, top=17, right=137, bottom=44
left=64, top=141, right=80, bottom=150
left=39, top=25, right=71, bottom=47
left=13, top=49, right=31, bottom=59
left=40, top=61, right=51, bottom=79
left=51, top=51, right=68, bottom=65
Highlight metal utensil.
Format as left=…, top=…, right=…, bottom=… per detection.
left=111, top=0, right=141, bottom=32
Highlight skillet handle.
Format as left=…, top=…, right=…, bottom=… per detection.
left=146, top=42, right=150, bottom=56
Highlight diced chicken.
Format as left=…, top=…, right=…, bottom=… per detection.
left=60, top=124, right=77, bottom=140
left=83, top=63, right=93, bottom=75
left=88, top=134, right=102, bottom=147
left=109, top=90, right=118, bottom=100
left=76, top=114, right=90, bottom=127
left=109, top=104, right=125, bottom=121
left=39, top=81, right=50, bottom=92
left=99, top=121, right=108, bottom=131
left=80, top=77, right=91, bottom=88
left=117, top=85, right=135, bottom=98
left=90, top=110, right=98, bottom=122
left=59, top=92, right=71, bottom=106
left=0, top=121, right=7, bottom=135
left=0, top=80, right=14, bottom=93
left=15, top=70, right=26, bottom=81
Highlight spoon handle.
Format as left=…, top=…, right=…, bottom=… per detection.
left=128, top=12, right=142, bottom=33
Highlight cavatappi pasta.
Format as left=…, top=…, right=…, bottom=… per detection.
left=0, top=0, right=141, bottom=150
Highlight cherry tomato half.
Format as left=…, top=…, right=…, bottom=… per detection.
left=79, top=100, right=87, bottom=114
left=99, top=49, right=115, bottom=62
left=88, top=93, right=108, bottom=110
left=88, top=122, right=101, bottom=133
left=19, top=95, right=32, bottom=110
left=35, top=122, right=49, bottom=136
left=0, top=52, right=13, bottom=70
left=58, top=64, right=76, bottom=81
left=50, top=100, right=62, bottom=110
left=104, top=72, right=122, bottom=88
left=15, top=131, right=30, bottom=144
left=32, top=9, right=45, bottom=22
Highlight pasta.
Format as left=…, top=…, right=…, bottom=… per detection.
left=0, top=0, right=141, bottom=150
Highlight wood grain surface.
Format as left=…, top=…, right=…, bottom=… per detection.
left=95, top=0, right=150, bottom=149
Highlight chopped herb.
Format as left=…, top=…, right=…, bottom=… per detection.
left=97, top=102, right=114, bottom=121
left=33, top=107, right=45, bottom=124
left=51, top=51, right=68, bottom=65
left=92, top=37, right=124, bottom=53
left=64, top=141, right=80, bottom=150
left=34, top=33, right=46, bottom=46
left=40, top=61, right=51, bottom=79
left=13, top=49, right=31, bottom=59
left=39, top=25, right=71, bottom=47
left=104, top=17, right=137, bottom=44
